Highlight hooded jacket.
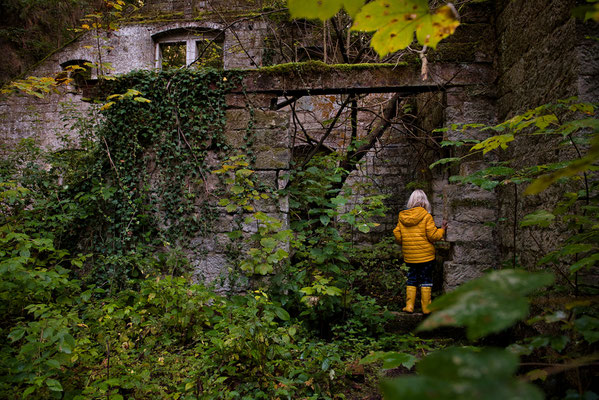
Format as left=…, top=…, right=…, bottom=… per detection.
left=393, top=207, right=445, bottom=263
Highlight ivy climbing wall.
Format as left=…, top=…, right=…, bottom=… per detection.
left=1, top=0, right=597, bottom=293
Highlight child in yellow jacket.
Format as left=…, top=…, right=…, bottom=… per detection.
left=393, top=190, right=446, bottom=314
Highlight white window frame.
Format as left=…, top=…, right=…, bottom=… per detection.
left=154, top=29, right=222, bottom=69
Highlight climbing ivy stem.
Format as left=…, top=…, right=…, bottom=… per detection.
left=102, top=135, right=121, bottom=185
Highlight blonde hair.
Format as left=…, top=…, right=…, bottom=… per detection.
left=406, top=190, right=431, bottom=213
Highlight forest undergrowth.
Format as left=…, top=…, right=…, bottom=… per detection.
left=0, top=67, right=597, bottom=399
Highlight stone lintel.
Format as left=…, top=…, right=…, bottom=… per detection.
left=234, top=62, right=494, bottom=96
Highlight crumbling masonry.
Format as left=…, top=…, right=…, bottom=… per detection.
left=1, top=0, right=597, bottom=291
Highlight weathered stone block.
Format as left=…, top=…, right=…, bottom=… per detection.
left=253, top=110, right=289, bottom=129
left=254, top=170, right=277, bottom=188
left=190, top=236, right=216, bottom=252
left=253, top=147, right=290, bottom=169
left=213, top=214, right=236, bottom=233
left=226, top=93, right=274, bottom=109
left=443, top=262, right=488, bottom=292
left=452, top=206, right=496, bottom=224
left=253, top=128, right=289, bottom=147
left=446, top=221, right=493, bottom=243
left=446, top=184, right=497, bottom=206
left=451, top=242, right=498, bottom=265
left=192, top=253, right=230, bottom=292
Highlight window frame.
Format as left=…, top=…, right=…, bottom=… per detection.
left=153, top=28, right=223, bottom=70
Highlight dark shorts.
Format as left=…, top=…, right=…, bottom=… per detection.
left=406, top=260, right=435, bottom=287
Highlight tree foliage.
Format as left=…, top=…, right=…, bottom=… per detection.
left=287, top=0, right=460, bottom=56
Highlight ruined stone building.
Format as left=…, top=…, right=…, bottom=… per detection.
left=1, top=0, right=598, bottom=291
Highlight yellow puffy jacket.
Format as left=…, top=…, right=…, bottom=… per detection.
left=393, top=207, right=445, bottom=263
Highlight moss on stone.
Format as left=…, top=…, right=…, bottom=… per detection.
left=123, top=12, right=186, bottom=24
left=251, top=60, right=408, bottom=75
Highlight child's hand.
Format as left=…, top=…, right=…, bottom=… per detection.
left=442, top=221, right=448, bottom=230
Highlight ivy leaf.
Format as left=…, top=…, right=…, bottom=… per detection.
left=352, top=0, right=460, bottom=56
left=418, top=269, right=554, bottom=340
left=382, top=348, right=543, bottom=400
left=288, top=0, right=365, bottom=19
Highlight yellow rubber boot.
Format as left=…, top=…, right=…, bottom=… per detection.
left=421, top=286, right=432, bottom=314
left=402, top=286, right=417, bottom=313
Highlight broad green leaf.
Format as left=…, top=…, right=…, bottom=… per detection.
left=382, top=347, right=543, bottom=400
left=288, top=0, right=365, bottom=19
left=320, top=215, right=331, bottom=226
left=570, top=253, right=599, bottom=273
left=133, top=96, right=151, bottom=103
left=360, top=351, right=417, bottom=369
left=7, top=328, right=25, bottom=342
left=255, top=263, right=273, bottom=275
left=260, top=237, right=277, bottom=250
left=352, top=0, right=459, bottom=56
left=470, top=134, right=514, bottom=155
left=429, top=157, right=461, bottom=169
left=46, top=379, right=63, bottom=392
left=574, top=316, right=599, bottom=344
left=525, top=136, right=599, bottom=194
left=274, top=306, right=291, bottom=321
left=572, top=3, right=599, bottom=22
left=357, top=223, right=371, bottom=233
left=46, top=359, right=61, bottom=369
left=231, top=185, right=244, bottom=194
left=533, top=114, right=558, bottom=129
left=520, top=210, right=555, bottom=227
left=331, top=196, right=349, bottom=206
left=559, top=243, right=594, bottom=256
left=418, top=269, right=554, bottom=340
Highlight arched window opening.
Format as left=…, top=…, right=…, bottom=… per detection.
left=59, top=59, right=93, bottom=88
left=153, top=28, right=223, bottom=70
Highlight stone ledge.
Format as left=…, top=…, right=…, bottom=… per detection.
left=233, top=62, right=495, bottom=96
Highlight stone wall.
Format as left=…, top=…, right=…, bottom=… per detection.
left=0, top=15, right=267, bottom=150
left=4, top=0, right=595, bottom=292
left=494, top=0, right=599, bottom=272
left=191, top=107, right=291, bottom=291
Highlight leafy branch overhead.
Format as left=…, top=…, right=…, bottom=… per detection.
left=287, top=0, right=460, bottom=56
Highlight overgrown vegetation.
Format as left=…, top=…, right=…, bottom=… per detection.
left=1, top=63, right=598, bottom=398
left=1, top=0, right=598, bottom=398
